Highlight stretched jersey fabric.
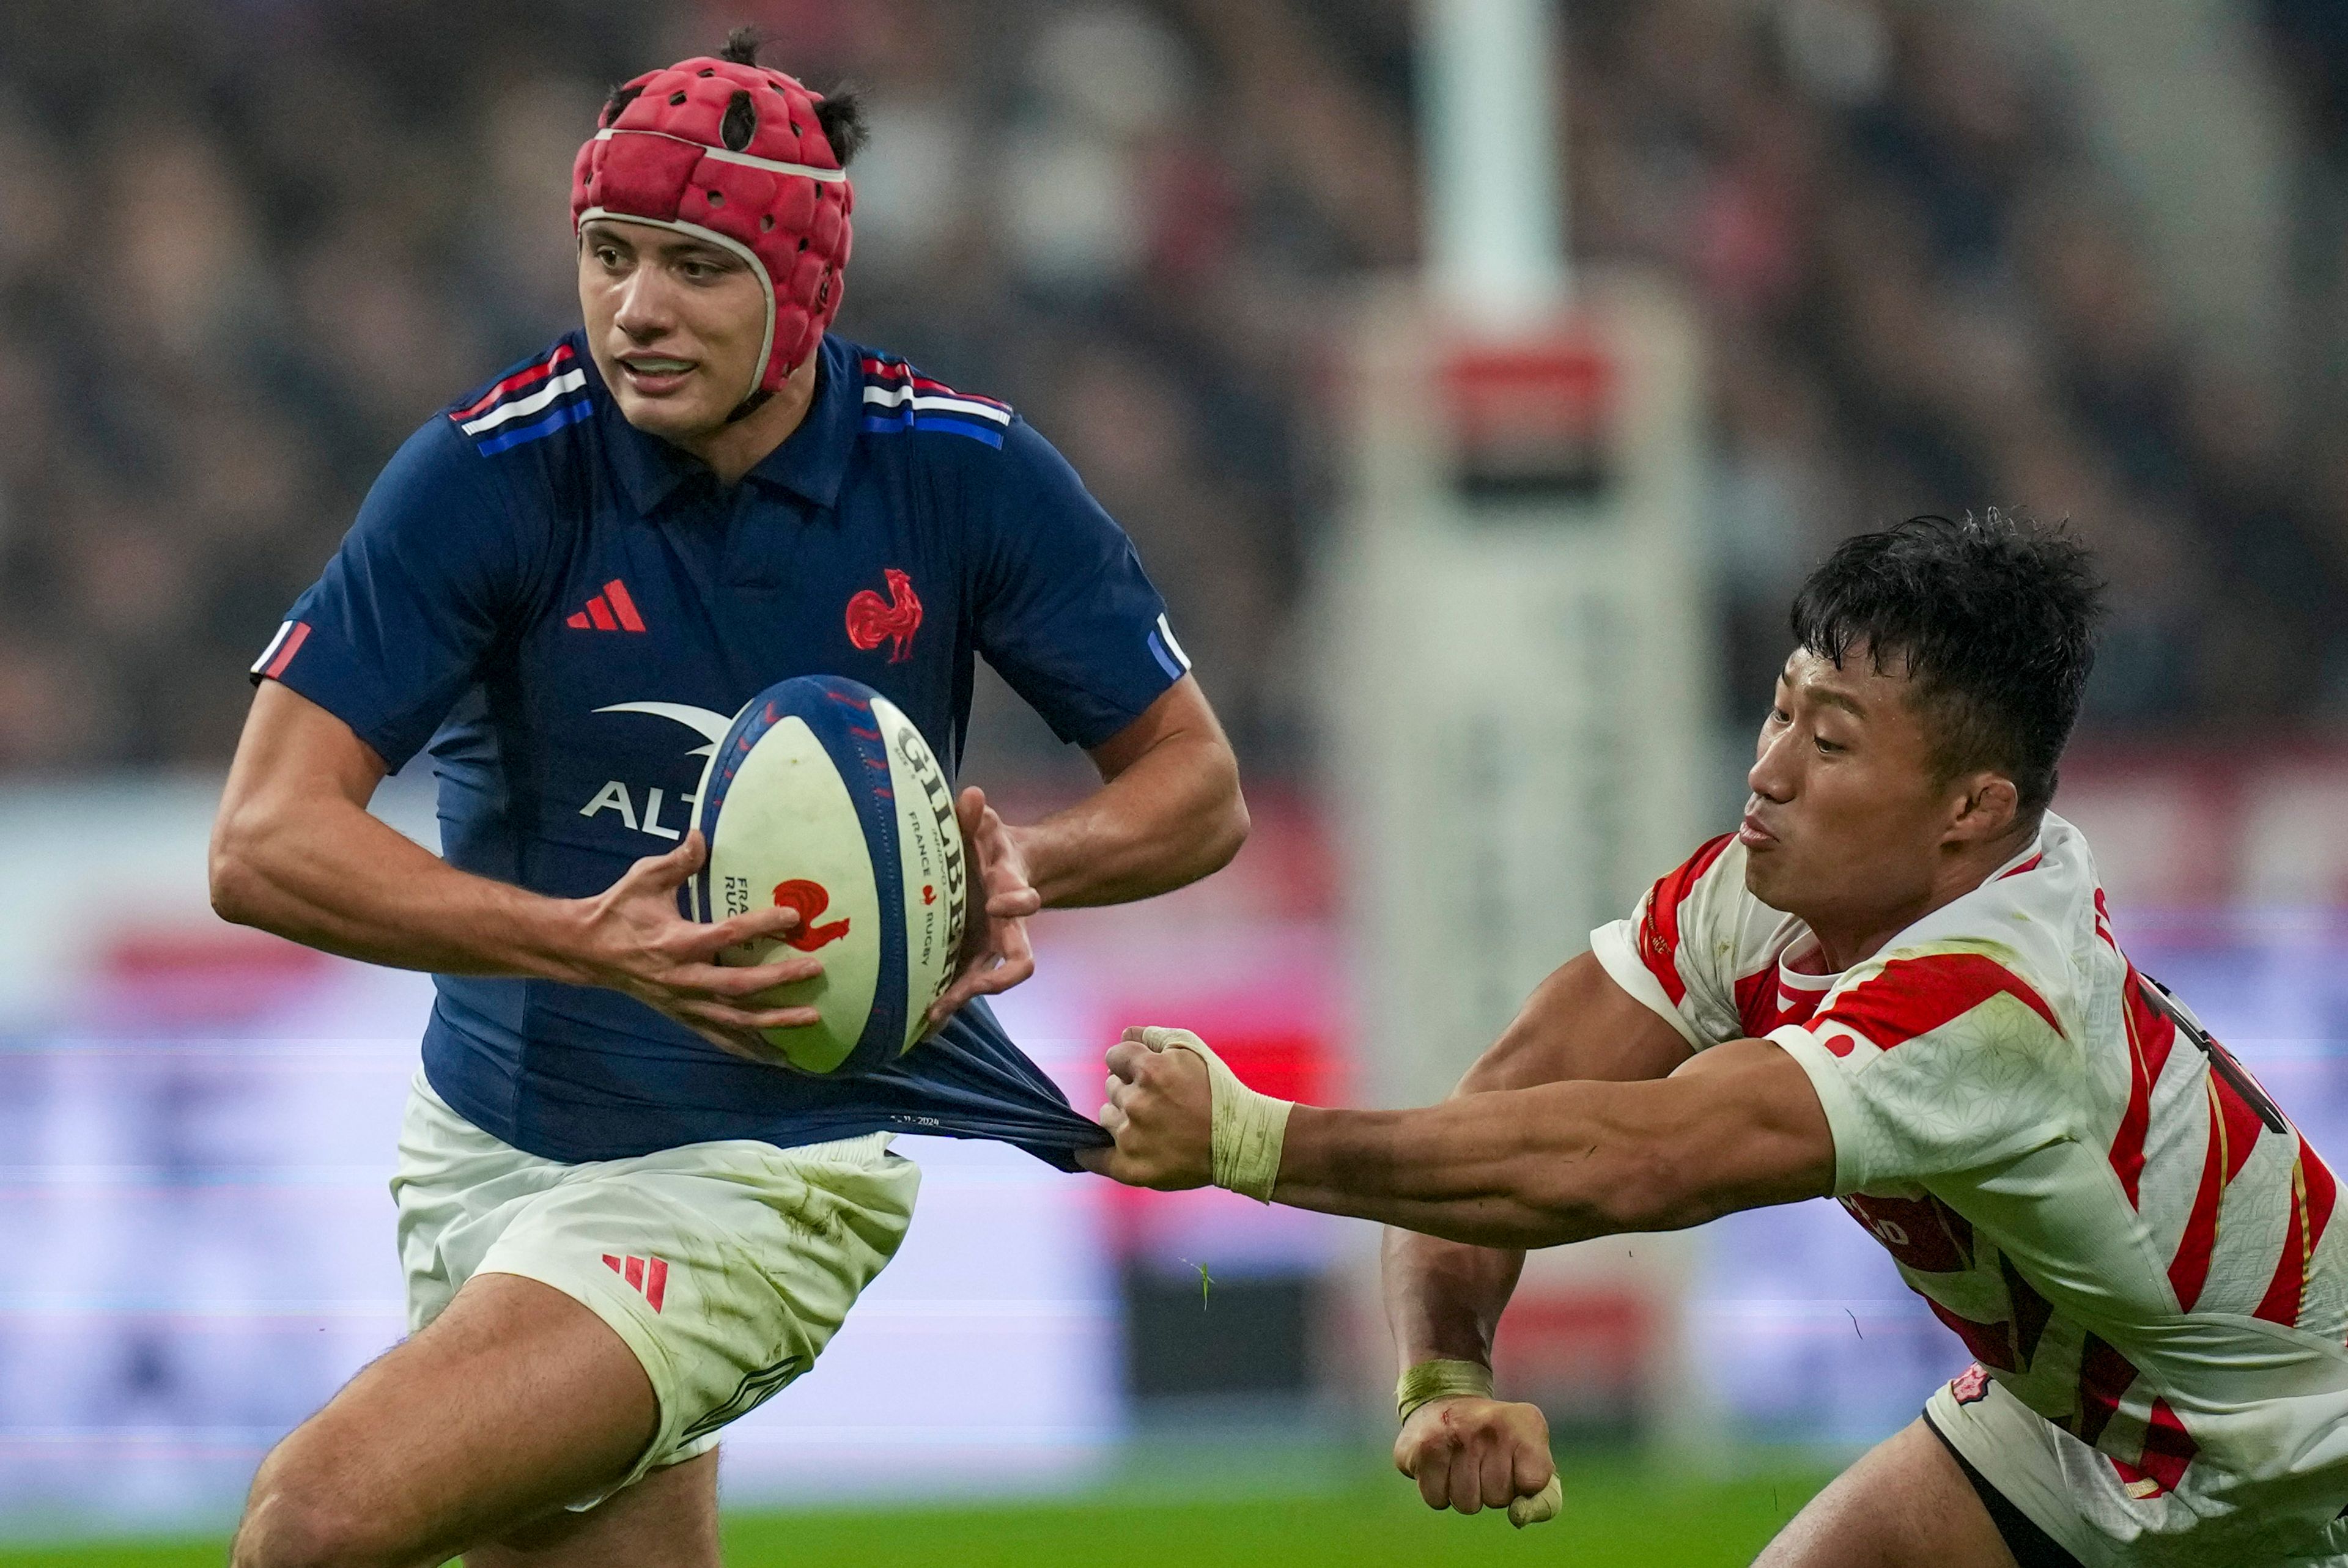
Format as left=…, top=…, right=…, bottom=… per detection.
left=1593, top=817, right=2348, bottom=1566
left=256, top=331, right=1191, bottom=1169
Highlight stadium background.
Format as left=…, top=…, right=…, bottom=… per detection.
left=1, top=0, right=2346, bottom=1561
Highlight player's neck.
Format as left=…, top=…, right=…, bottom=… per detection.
left=671, top=356, right=821, bottom=487
left=1805, top=832, right=2035, bottom=972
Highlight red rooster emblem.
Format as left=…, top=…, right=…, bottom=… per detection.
left=845, top=568, right=923, bottom=663
left=771, top=880, right=852, bottom=952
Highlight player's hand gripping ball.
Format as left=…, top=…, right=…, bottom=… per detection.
left=687, top=675, right=967, bottom=1075
left=1395, top=1396, right=1559, bottom=1526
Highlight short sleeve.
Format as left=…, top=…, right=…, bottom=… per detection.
left=252, top=415, right=526, bottom=772
left=970, top=417, right=1186, bottom=748
left=1590, top=833, right=1779, bottom=1048
left=1769, top=946, right=2075, bottom=1195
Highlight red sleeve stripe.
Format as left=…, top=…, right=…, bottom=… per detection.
left=2109, top=963, right=2180, bottom=1209
left=451, top=342, right=576, bottom=421
left=1635, top=834, right=1735, bottom=1009
left=1813, top=953, right=2062, bottom=1058
left=2253, top=1143, right=2337, bottom=1327
left=2169, top=1073, right=2272, bottom=1311
left=262, top=621, right=311, bottom=680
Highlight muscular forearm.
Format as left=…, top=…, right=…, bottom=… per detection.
left=212, top=791, right=588, bottom=981
left=1275, top=1088, right=1641, bottom=1250
left=1021, top=730, right=1246, bottom=907
left=1383, top=1229, right=1524, bottom=1372
left=1380, top=954, right=1691, bottom=1371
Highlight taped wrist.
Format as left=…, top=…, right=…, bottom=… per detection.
left=1139, top=1025, right=1293, bottom=1202
left=1395, top=1358, right=1495, bottom=1424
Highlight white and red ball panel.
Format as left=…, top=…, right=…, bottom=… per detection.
left=688, top=675, right=965, bottom=1075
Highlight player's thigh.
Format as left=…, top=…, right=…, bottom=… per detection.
left=465, top=1448, right=718, bottom=1568
left=234, top=1272, right=659, bottom=1568
left=1755, top=1419, right=2018, bottom=1568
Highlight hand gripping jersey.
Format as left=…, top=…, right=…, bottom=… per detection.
left=255, top=332, right=1195, bottom=1169
left=1593, top=817, right=2348, bottom=1567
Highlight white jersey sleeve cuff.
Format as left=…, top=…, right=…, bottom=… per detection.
left=1767, top=1024, right=1870, bottom=1197
left=1590, top=919, right=1700, bottom=1050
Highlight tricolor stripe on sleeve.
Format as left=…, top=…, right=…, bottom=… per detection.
left=449, top=343, right=593, bottom=455
left=251, top=620, right=311, bottom=680
left=858, top=356, right=1012, bottom=447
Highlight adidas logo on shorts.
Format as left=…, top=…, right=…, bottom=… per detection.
left=602, top=1253, right=669, bottom=1312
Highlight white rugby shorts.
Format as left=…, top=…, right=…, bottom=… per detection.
left=1926, top=1376, right=2348, bottom=1567
left=391, top=1071, right=920, bottom=1499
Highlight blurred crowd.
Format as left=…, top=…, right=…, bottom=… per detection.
left=0, top=0, right=2344, bottom=774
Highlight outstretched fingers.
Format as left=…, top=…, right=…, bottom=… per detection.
left=667, top=951, right=822, bottom=998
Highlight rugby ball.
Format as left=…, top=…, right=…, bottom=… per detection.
left=687, top=675, right=968, bottom=1076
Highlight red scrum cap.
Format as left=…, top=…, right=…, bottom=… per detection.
left=571, top=32, right=857, bottom=402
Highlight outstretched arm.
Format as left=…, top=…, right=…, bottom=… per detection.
left=1082, top=1029, right=1835, bottom=1247
left=1274, top=1039, right=1833, bottom=1245
left=1376, top=955, right=1694, bottom=1520
left=1383, top=952, right=1693, bottom=1372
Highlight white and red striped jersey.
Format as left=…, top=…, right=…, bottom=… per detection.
left=1593, top=815, right=2348, bottom=1564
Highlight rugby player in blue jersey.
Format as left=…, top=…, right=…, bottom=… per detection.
left=209, top=31, right=1246, bottom=1568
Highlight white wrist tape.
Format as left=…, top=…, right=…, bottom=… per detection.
left=1135, top=1025, right=1293, bottom=1202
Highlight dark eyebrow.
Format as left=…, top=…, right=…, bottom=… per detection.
left=1809, top=687, right=1867, bottom=719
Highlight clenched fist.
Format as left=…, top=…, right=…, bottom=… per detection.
left=1074, top=1028, right=1216, bottom=1189
left=1394, top=1395, right=1556, bottom=1519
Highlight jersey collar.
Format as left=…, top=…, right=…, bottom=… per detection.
left=597, top=331, right=859, bottom=515
left=740, top=333, right=858, bottom=509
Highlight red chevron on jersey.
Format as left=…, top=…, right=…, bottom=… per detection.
left=2169, top=1070, right=2275, bottom=1311
left=1635, top=833, right=1733, bottom=1008
left=2253, top=1141, right=2338, bottom=1327
left=1812, top=952, right=2061, bottom=1058
left=2109, top=962, right=2180, bottom=1209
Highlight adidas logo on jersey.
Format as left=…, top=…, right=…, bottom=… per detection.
left=602, top=1253, right=669, bottom=1311
left=568, top=578, right=646, bottom=633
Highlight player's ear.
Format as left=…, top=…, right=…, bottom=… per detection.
left=1948, top=772, right=2020, bottom=846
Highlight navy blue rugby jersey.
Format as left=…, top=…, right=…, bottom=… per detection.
left=253, top=330, right=1194, bottom=1168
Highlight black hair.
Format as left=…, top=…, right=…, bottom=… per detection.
left=1787, top=510, right=2103, bottom=828
left=720, top=26, right=762, bottom=66
left=600, top=27, right=868, bottom=167
left=813, top=86, right=869, bottom=167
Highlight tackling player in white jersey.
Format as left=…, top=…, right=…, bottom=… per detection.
left=1088, top=513, right=2348, bottom=1567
